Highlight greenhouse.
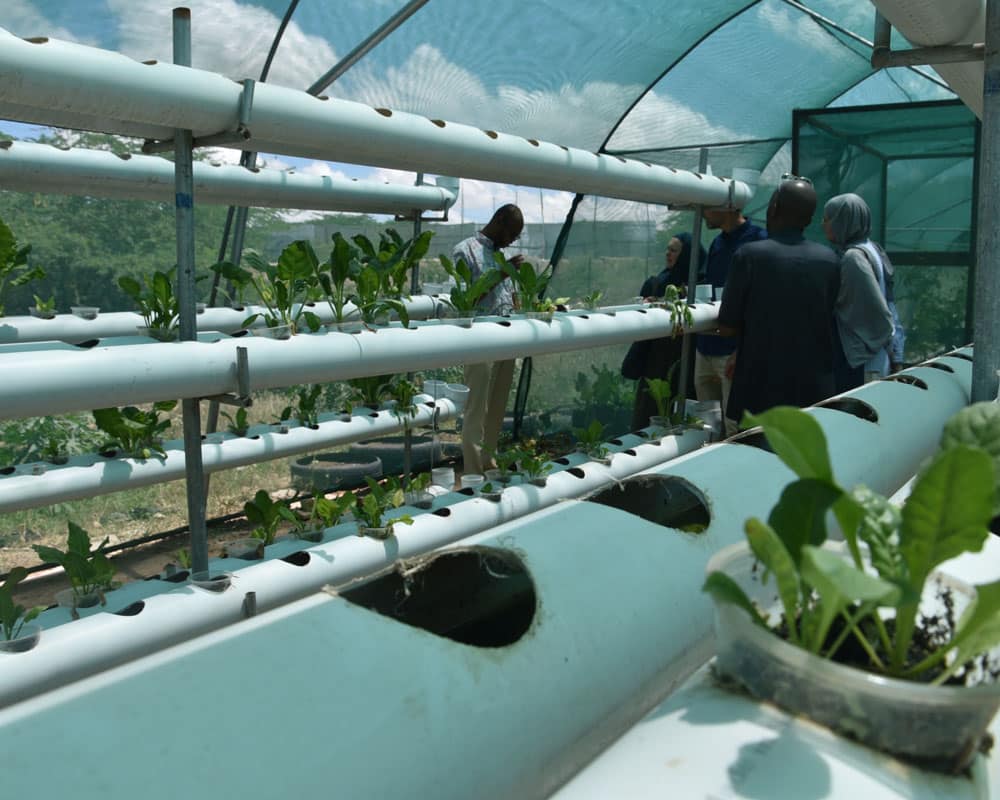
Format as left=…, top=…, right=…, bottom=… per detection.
left=0, top=0, right=998, bottom=797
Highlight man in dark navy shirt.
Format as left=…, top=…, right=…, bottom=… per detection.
left=717, top=177, right=840, bottom=429
left=695, top=207, right=766, bottom=435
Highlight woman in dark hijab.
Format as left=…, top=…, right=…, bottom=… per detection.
left=624, top=232, right=706, bottom=431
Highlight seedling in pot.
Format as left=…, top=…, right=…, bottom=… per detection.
left=93, top=401, right=177, bottom=460
left=581, top=290, right=604, bottom=311
left=304, top=491, right=357, bottom=540
left=705, top=403, right=1000, bottom=682
left=29, top=293, right=57, bottom=319
left=221, top=406, right=250, bottom=437
left=353, top=228, right=434, bottom=300
left=0, top=567, right=45, bottom=650
left=516, top=443, right=553, bottom=486
left=244, top=489, right=301, bottom=546
left=499, top=253, right=554, bottom=312
left=239, top=242, right=324, bottom=334
left=348, top=374, right=395, bottom=409
left=480, top=481, right=503, bottom=502
left=350, top=264, right=410, bottom=328
left=118, top=269, right=180, bottom=340
left=321, top=232, right=361, bottom=323
left=438, top=254, right=503, bottom=317
left=281, top=384, right=323, bottom=429
left=483, top=444, right=520, bottom=483
left=356, top=476, right=414, bottom=539
left=573, top=419, right=610, bottom=461
left=33, top=522, right=116, bottom=616
left=654, top=284, right=692, bottom=337
left=404, top=472, right=435, bottom=508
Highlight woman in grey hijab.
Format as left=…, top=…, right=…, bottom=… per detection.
left=823, top=193, right=900, bottom=391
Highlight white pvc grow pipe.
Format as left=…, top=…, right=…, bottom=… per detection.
left=873, top=0, right=985, bottom=117
left=0, top=354, right=972, bottom=794
left=0, top=304, right=721, bottom=419
left=0, top=427, right=708, bottom=707
left=0, top=296, right=441, bottom=345
left=0, top=396, right=456, bottom=513
left=0, top=140, right=457, bottom=215
left=0, top=29, right=752, bottom=208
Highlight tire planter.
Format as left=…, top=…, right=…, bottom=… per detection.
left=289, top=453, right=383, bottom=493
left=347, top=435, right=445, bottom=475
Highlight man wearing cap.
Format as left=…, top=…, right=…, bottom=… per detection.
left=694, top=206, right=766, bottom=436
left=717, top=176, right=840, bottom=429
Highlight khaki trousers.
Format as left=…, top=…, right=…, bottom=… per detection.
left=462, top=360, right=515, bottom=474
left=695, top=350, right=737, bottom=436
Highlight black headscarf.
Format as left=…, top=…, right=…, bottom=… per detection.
left=639, top=232, right=706, bottom=297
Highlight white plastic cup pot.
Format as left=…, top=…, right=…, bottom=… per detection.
left=445, top=383, right=470, bottom=411
left=460, top=473, right=485, bottom=490
left=423, top=379, right=447, bottom=400
left=431, top=466, right=456, bottom=489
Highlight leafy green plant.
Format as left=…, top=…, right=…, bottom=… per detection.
left=656, top=284, right=693, bottom=337
left=573, top=419, right=609, bottom=459
left=221, top=406, right=250, bottom=437
left=349, top=264, right=409, bottom=328
left=309, top=492, right=357, bottom=530
left=356, top=476, right=414, bottom=538
left=209, top=259, right=252, bottom=308
left=33, top=522, right=116, bottom=602
left=704, top=403, right=1000, bottom=684
left=348, top=374, right=395, bottom=409
left=407, top=472, right=432, bottom=493
left=0, top=567, right=44, bottom=642
left=93, top=400, right=177, bottom=460
left=118, top=269, right=179, bottom=338
left=353, top=228, right=434, bottom=299
left=175, top=548, right=192, bottom=570
left=31, top=293, right=56, bottom=316
left=484, top=443, right=520, bottom=482
left=389, top=377, right=421, bottom=428
left=499, top=253, right=553, bottom=311
left=581, top=290, right=604, bottom=310
left=531, top=295, right=570, bottom=314
left=575, top=364, right=634, bottom=412
left=515, top=442, right=553, bottom=482
left=244, top=489, right=301, bottom=546
left=238, top=241, right=324, bottom=333
left=281, top=385, right=323, bottom=429
left=438, top=254, right=503, bottom=315
left=0, top=413, right=104, bottom=466
left=0, top=216, right=45, bottom=318
left=320, top=232, right=361, bottom=323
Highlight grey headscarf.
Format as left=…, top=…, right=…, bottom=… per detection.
left=824, top=193, right=871, bottom=248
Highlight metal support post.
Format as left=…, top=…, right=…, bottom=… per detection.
left=676, top=148, right=709, bottom=415
left=973, top=0, right=1000, bottom=402
left=172, top=7, right=210, bottom=573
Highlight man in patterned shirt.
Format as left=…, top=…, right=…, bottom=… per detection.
left=453, top=204, right=524, bottom=473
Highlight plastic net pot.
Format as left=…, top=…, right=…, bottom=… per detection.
left=0, top=624, right=41, bottom=653
left=706, top=542, right=1000, bottom=772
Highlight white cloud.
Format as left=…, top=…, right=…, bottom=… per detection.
left=0, top=1, right=86, bottom=42
left=105, top=0, right=337, bottom=90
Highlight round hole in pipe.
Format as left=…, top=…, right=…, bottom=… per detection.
left=431, top=119, right=446, bottom=127
left=883, top=374, right=929, bottom=390
left=586, top=474, right=710, bottom=533
left=484, top=130, right=499, bottom=139
left=114, top=601, right=145, bottom=617
left=527, top=138, right=540, bottom=146
left=554, top=457, right=571, bottom=466
left=375, top=108, right=393, bottom=117
left=340, top=546, right=535, bottom=647
left=163, top=570, right=190, bottom=584
left=609, top=438, right=623, bottom=446
left=0, top=466, right=15, bottom=476
left=926, top=361, right=955, bottom=373
left=432, top=508, right=452, bottom=518
left=815, top=397, right=879, bottom=424
left=947, top=351, right=973, bottom=362
left=26, top=37, right=50, bottom=44
left=727, top=427, right=773, bottom=453
left=623, top=449, right=637, bottom=456
left=74, top=339, right=99, bottom=349
left=282, top=551, right=311, bottom=567
left=567, top=467, right=586, bottom=478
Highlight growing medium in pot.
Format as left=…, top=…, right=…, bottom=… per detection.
left=703, top=403, right=1000, bottom=772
